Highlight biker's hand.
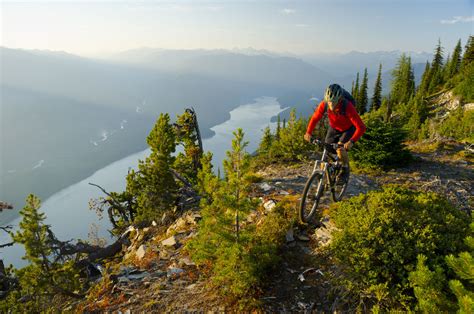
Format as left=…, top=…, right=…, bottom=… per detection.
left=344, top=140, right=354, bottom=151
left=304, top=133, right=312, bottom=142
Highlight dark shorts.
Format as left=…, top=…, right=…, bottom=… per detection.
left=325, top=125, right=356, bottom=145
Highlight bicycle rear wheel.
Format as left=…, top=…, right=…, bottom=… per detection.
left=331, top=167, right=350, bottom=202
left=299, top=171, right=325, bottom=223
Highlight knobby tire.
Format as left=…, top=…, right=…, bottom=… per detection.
left=299, top=171, right=324, bottom=223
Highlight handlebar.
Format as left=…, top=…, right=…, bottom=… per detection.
left=311, top=138, right=343, bottom=150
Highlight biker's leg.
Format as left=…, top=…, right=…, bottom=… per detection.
left=336, top=126, right=355, bottom=184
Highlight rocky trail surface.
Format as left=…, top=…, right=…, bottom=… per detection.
left=77, top=145, right=472, bottom=312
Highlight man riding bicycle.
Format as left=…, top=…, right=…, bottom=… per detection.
left=304, top=84, right=366, bottom=184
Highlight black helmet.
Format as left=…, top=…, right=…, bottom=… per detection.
left=324, top=84, right=343, bottom=104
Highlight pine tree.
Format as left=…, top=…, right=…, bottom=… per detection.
left=196, top=152, right=219, bottom=203
left=371, top=63, right=383, bottom=111
left=127, top=113, right=178, bottom=222
left=278, top=108, right=311, bottom=161
left=391, top=54, right=415, bottom=104
left=353, top=72, right=360, bottom=104
left=418, top=61, right=432, bottom=96
left=428, top=39, right=445, bottom=92
left=223, top=128, right=253, bottom=241
left=173, top=110, right=202, bottom=184
left=446, top=39, right=462, bottom=78
left=357, top=68, right=368, bottom=114
left=257, top=126, right=273, bottom=158
left=275, top=115, right=281, bottom=140
left=462, top=35, right=474, bottom=68
left=8, top=195, right=82, bottom=311
left=445, top=222, right=474, bottom=313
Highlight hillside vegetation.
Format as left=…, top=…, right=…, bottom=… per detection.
left=0, top=36, right=473, bottom=312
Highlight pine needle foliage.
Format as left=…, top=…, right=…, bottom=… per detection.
left=330, top=185, right=470, bottom=311
left=187, top=130, right=294, bottom=306
left=1, top=195, right=83, bottom=312
left=371, top=63, right=383, bottom=111
left=350, top=116, right=412, bottom=170
left=126, top=113, right=178, bottom=223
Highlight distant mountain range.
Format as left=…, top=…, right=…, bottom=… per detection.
left=0, top=46, right=431, bottom=220
left=0, top=47, right=332, bottom=218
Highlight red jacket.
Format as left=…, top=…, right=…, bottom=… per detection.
left=306, top=101, right=366, bottom=142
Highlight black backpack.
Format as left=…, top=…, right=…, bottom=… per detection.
left=322, top=88, right=356, bottom=116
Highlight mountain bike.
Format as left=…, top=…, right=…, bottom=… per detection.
left=299, top=139, right=350, bottom=223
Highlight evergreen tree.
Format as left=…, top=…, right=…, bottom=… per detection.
left=391, top=54, right=415, bottom=104
left=126, top=113, right=178, bottom=222
left=223, top=128, right=253, bottom=241
left=277, top=108, right=312, bottom=161
left=173, top=110, right=202, bottom=184
left=445, top=39, right=462, bottom=81
left=371, top=63, right=383, bottom=111
left=428, top=39, right=445, bottom=92
left=405, top=96, right=429, bottom=140
left=353, top=72, right=360, bottom=104
left=6, top=195, right=82, bottom=311
left=257, top=126, right=273, bottom=158
left=417, top=61, right=432, bottom=96
left=275, top=115, right=281, bottom=140
left=445, top=222, right=474, bottom=313
left=462, top=35, right=474, bottom=68
left=357, top=68, right=369, bottom=114
left=196, top=152, right=219, bottom=203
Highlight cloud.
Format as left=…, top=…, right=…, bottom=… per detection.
left=281, top=8, right=296, bottom=15
left=206, top=6, right=223, bottom=12
left=440, top=16, right=474, bottom=24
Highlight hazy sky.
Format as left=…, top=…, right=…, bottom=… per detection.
left=1, top=0, right=473, bottom=56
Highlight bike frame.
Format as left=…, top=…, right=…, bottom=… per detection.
left=311, top=147, right=339, bottom=188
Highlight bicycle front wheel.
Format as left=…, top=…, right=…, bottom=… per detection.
left=299, top=171, right=325, bottom=223
left=331, top=167, right=350, bottom=202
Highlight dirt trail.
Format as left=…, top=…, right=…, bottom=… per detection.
left=79, top=148, right=472, bottom=312
left=254, top=147, right=472, bottom=311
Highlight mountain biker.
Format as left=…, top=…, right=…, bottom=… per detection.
left=304, top=84, right=366, bottom=184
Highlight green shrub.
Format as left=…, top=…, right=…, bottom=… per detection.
left=350, top=117, right=412, bottom=170
left=436, top=106, right=474, bottom=142
left=329, top=185, right=470, bottom=310
left=254, top=108, right=314, bottom=166
left=452, top=62, right=474, bottom=103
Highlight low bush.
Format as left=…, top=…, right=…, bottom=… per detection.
left=350, top=117, right=412, bottom=170
left=329, top=185, right=470, bottom=311
left=436, top=106, right=474, bottom=142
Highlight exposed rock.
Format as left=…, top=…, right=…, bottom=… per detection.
left=296, top=234, right=310, bottom=242
left=162, top=235, right=178, bottom=248
left=135, top=245, right=147, bottom=260
left=285, top=229, right=295, bottom=242
left=161, top=213, right=173, bottom=225
left=263, top=200, right=276, bottom=212
left=185, top=213, right=202, bottom=225
left=167, top=267, right=185, bottom=278
left=179, top=256, right=196, bottom=266
left=259, top=182, right=273, bottom=192
left=159, top=249, right=172, bottom=260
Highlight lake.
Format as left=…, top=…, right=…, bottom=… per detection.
left=0, top=96, right=285, bottom=267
